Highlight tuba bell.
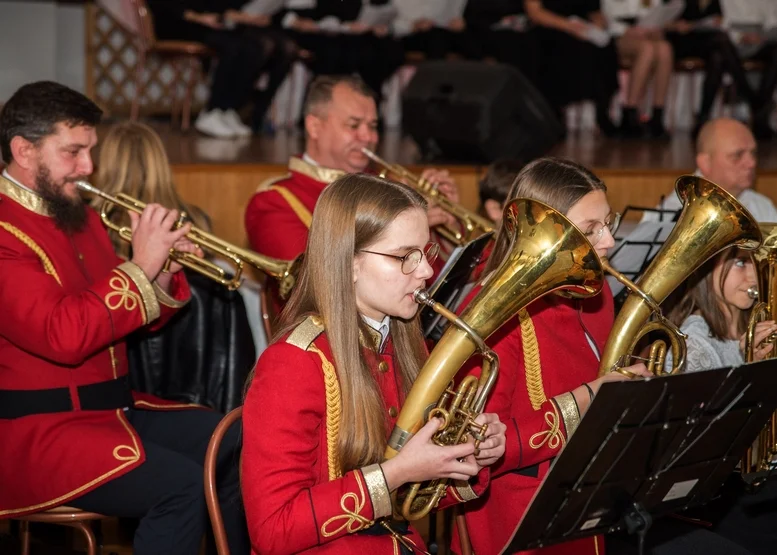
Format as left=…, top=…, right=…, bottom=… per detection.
left=742, top=223, right=777, bottom=479
left=598, top=175, right=762, bottom=377
left=385, top=198, right=605, bottom=520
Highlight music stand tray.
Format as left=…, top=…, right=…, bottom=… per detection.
left=505, top=360, right=777, bottom=553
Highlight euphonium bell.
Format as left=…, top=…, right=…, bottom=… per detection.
left=361, top=147, right=495, bottom=246
left=76, top=181, right=302, bottom=297
left=385, top=198, right=605, bottom=520
left=598, top=175, right=762, bottom=377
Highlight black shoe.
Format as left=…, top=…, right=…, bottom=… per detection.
left=620, top=107, right=645, bottom=139
left=597, top=115, right=619, bottom=138
left=754, top=120, right=774, bottom=141
left=753, top=104, right=774, bottom=140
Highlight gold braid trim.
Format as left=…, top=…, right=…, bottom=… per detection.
left=0, top=222, right=61, bottom=285
left=308, top=344, right=343, bottom=481
left=270, top=185, right=313, bottom=229
left=519, top=308, right=547, bottom=410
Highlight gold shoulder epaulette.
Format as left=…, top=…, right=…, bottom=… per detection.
left=256, top=173, right=291, bottom=193
left=286, top=315, right=325, bottom=350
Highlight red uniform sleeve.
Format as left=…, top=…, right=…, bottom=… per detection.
left=245, top=189, right=310, bottom=261
left=0, top=230, right=168, bottom=365
left=242, top=342, right=387, bottom=554
left=459, top=318, right=575, bottom=479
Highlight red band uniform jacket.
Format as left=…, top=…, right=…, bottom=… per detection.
left=0, top=175, right=193, bottom=517
left=244, top=156, right=449, bottom=315
left=452, top=283, right=615, bottom=555
left=242, top=315, right=490, bottom=554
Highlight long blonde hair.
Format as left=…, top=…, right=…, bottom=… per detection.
left=268, top=174, right=428, bottom=473
left=93, top=121, right=209, bottom=258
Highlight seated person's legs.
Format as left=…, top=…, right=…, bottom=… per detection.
left=68, top=409, right=247, bottom=555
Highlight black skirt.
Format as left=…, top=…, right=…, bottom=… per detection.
left=531, top=26, right=619, bottom=109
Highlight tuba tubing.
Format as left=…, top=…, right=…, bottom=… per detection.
left=385, top=198, right=604, bottom=519
left=598, top=175, right=762, bottom=377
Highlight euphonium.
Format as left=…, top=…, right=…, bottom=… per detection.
left=385, top=198, right=605, bottom=520
left=361, top=147, right=494, bottom=246
left=742, top=223, right=777, bottom=478
left=598, top=175, right=762, bottom=377
left=76, top=181, right=302, bottom=297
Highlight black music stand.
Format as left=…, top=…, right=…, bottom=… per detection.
left=421, top=232, right=494, bottom=341
left=505, top=360, right=777, bottom=554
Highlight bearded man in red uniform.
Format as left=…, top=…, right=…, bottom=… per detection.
left=0, top=82, right=248, bottom=555
left=244, top=74, right=461, bottom=314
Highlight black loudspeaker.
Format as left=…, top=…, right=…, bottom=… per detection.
left=402, top=61, right=565, bottom=164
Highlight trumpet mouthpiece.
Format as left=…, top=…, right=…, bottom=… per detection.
left=413, top=288, right=433, bottom=306
left=748, top=287, right=759, bottom=300
left=74, top=180, right=99, bottom=195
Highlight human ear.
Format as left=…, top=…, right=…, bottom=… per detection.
left=9, top=136, right=39, bottom=171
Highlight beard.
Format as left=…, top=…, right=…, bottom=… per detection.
left=35, top=165, right=87, bottom=234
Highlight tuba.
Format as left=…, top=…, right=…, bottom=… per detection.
left=77, top=181, right=302, bottom=297
left=361, top=147, right=495, bottom=246
left=385, top=198, right=605, bottom=520
left=742, top=223, right=777, bottom=478
left=598, top=175, right=762, bottom=377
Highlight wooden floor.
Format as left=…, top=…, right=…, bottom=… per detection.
left=98, top=118, right=777, bottom=171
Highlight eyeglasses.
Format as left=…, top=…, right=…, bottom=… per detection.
left=585, top=213, right=622, bottom=245
left=360, top=242, right=440, bottom=274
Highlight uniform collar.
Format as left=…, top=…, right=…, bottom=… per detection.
left=289, top=155, right=346, bottom=184
left=361, top=314, right=390, bottom=352
left=0, top=171, right=51, bottom=217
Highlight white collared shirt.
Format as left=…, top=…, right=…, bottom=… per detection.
left=1, top=169, right=36, bottom=194
left=302, top=152, right=319, bottom=167
left=640, top=169, right=777, bottom=223
left=361, top=314, right=391, bottom=351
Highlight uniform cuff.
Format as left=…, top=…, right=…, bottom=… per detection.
left=362, top=464, right=392, bottom=519
left=451, top=479, right=479, bottom=502
left=117, top=261, right=160, bottom=323
left=552, top=392, right=581, bottom=438
left=153, top=280, right=188, bottom=309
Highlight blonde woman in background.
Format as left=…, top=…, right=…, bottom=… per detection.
left=94, top=121, right=262, bottom=412
left=93, top=121, right=211, bottom=260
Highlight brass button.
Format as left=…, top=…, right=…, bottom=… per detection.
left=78, top=253, right=84, bottom=260
left=378, top=361, right=389, bottom=373
left=310, top=315, right=323, bottom=326
left=388, top=406, right=398, bottom=418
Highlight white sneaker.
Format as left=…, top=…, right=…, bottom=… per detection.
left=195, top=109, right=237, bottom=139
left=222, top=109, right=253, bottom=137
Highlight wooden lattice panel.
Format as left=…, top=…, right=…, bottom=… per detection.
left=85, top=2, right=210, bottom=117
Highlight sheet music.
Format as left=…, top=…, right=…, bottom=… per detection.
left=637, top=0, right=685, bottom=29
left=606, top=220, right=675, bottom=297
left=568, top=16, right=611, bottom=47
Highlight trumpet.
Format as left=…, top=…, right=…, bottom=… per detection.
left=361, top=147, right=494, bottom=246
left=76, top=181, right=302, bottom=297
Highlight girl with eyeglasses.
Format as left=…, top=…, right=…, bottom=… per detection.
left=240, top=173, right=507, bottom=555
left=451, top=157, right=652, bottom=555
